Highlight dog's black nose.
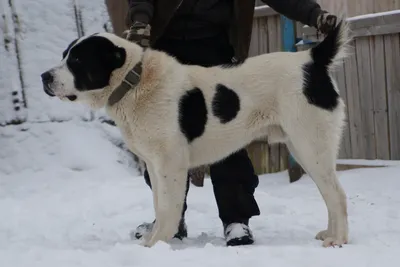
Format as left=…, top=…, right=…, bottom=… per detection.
left=41, top=71, right=55, bottom=96
left=41, top=71, right=53, bottom=84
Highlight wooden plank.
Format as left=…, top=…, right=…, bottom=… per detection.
left=352, top=24, right=400, bottom=38
left=374, top=0, right=397, bottom=14
left=104, top=0, right=129, bottom=36
left=8, top=0, right=26, bottom=110
left=303, top=24, right=400, bottom=41
left=384, top=34, right=400, bottom=159
left=275, top=15, right=288, bottom=171
left=267, top=15, right=281, bottom=172
left=334, top=61, right=352, bottom=159
left=257, top=17, right=269, bottom=54
left=353, top=0, right=374, bottom=16
left=247, top=142, right=270, bottom=175
left=254, top=5, right=278, bottom=18
left=276, top=15, right=282, bottom=50
left=248, top=18, right=259, bottom=57
left=370, top=35, right=390, bottom=159
left=0, top=0, right=25, bottom=125
left=344, top=42, right=365, bottom=159
left=279, top=144, right=288, bottom=171
left=346, top=0, right=358, bottom=17
left=355, top=37, right=376, bottom=159
left=349, top=11, right=400, bottom=30
left=267, top=16, right=279, bottom=52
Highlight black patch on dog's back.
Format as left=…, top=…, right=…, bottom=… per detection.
left=66, top=35, right=126, bottom=91
left=302, top=63, right=339, bottom=111
left=179, top=88, right=208, bottom=143
left=212, top=84, right=240, bottom=123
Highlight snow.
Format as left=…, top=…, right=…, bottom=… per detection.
left=1, top=120, right=400, bottom=267
left=337, top=159, right=400, bottom=167
left=11, top=0, right=92, bottom=122
left=347, top=9, right=400, bottom=21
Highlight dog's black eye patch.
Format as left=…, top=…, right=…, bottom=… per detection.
left=62, top=38, right=79, bottom=59
left=66, top=35, right=126, bottom=91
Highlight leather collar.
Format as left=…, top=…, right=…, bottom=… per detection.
left=108, top=61, right=143, bottom=106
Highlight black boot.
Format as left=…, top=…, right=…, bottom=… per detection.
left=224, top=221, right=254, bottom=246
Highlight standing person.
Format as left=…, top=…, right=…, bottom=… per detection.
left=124, top=0, right=337, bottom=246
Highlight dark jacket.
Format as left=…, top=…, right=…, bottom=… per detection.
left=127, top=0, right=324, bottom=61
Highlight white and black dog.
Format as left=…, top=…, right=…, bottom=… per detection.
left=41, top=20, right=350, bottom=248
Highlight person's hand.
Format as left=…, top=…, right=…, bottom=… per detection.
left=123, top=21, right=151, bottom=47
left=316, top=12, right=337, bottom=34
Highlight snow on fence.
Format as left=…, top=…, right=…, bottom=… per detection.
left=247, top=7, right=400, bottom=174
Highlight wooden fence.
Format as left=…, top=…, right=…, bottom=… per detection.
left=247, top=5, right=400, bottom=174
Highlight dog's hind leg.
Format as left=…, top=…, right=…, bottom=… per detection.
left=284, top=116, right=348, bottom=247
left=141, top=153, right=189, bottom=247
left=285, top=141, right=335, bottom=242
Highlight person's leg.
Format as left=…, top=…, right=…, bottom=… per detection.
left=209, top=149, right=260, bottom=246
left=139, top=35, right=261, bottom=245
left=157, top=35, right=261, bottom=246
left=131, top=168, right=190, bottom=240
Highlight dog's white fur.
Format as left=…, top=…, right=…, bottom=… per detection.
left=47, top=21, right=350, bottom=248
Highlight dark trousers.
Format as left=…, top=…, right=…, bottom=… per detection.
left=143, top=33, right=260, bottom=225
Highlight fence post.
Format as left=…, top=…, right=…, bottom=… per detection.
left=280, top=15, right=306, bottom=183
left=281, top=16, right=296, bottom=52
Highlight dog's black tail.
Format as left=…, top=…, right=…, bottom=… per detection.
left=302, top=19, right=350, bottom=111
left=310, top=19, right=349, bottom=70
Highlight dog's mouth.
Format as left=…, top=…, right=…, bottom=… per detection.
left=65, top=95, right=77, bottom=101
left=43, top=84, right=55, bottom=97
left=58, top=94, right=77, bottom=101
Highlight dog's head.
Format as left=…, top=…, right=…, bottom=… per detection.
left=40, top=33, right=141, bottom=108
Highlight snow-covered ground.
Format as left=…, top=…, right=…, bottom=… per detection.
left=1, top=120, right=400, bottom=267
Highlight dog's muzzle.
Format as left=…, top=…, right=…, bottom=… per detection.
left=41, top=71, right=55, bottom=97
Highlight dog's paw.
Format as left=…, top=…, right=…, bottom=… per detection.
left=140, top=222, right=166, bottom=248
left=140, top=238, right=154, bottom=248
left=315, top=229, right=331, bottom=241
left=316, top=230, right=348, bottom=247
left=140, top=230, right=157, bottom=247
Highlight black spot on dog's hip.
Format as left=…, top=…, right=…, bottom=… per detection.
left=179, top=88, right=208, bottom=143
left=212, top=84, right=240, bottom=123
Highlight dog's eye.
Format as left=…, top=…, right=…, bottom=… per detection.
left=69, top=56, right=80, bottom=64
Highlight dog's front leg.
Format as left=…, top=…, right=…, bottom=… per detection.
left=141, top=163, right=188, bottom=247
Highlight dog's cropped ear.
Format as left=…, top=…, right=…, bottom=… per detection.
left=106, top=46, right=126, bottom=69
